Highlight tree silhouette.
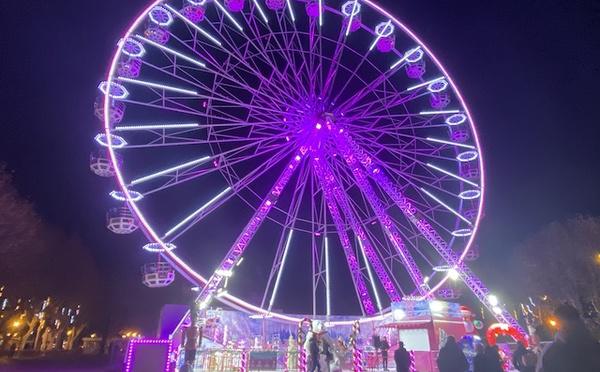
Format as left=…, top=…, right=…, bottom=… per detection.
left=517, top=215, right=600, bottom=329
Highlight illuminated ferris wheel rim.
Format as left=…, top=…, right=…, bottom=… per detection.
left=101, top=0, right=486, bottom=324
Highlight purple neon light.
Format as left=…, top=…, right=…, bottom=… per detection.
left=313, top=156, right=376, bottom=315
left=317, top=155, right=401, bottom=304
left=193, top=146, right=307, bottom=308
left=334, top=132, right=428, bottom=296
left=124, top=338, right=173, bottom=372
left=337, top=130, right=524, bottom=334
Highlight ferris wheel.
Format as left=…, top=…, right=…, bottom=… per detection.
left=91, top=0, right=522, bottom=333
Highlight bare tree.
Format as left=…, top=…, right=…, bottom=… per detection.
left=518, top=215, right=600, bottom=327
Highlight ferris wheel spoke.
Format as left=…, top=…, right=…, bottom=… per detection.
left=272, top=9, right=314, bottom=97
left=193, top=141, right=312, bottom=310
left=262, top=162, right=310, bottom=311
left=164, top=146, right=295, bottom=241
left=312, top=159, right=376, bottom=316
left=333, top=134, right=430, bottom=296
left=353, top=132, right=467, bottom=163
left=137, top=56, right=292, bottom=120
left=341, top=89, right=423, bottom=123
left=320, top=24, right=348, bottom=101
left=159, top=23, right=301, bottom=110
left=340, top=130, right=475, bottom=244
left=350, top=135, right=469, bottom=201
left=336, top=46, right=425, bottom=114
left=204, top=6, right=307, bottom=102
left=129, top=138, right=287, bottom=192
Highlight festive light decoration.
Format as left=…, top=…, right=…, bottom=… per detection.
left=123, top=338, right=173, bottom=372
left=486, top=323, right=528, bottom=347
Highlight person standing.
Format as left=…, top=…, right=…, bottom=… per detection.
left=182, top=324, right=200, bottom=372
left=394, top=341, right=411, bottom=372
left=537, top=303, right=600, bottom=372
left=380, top=336, right=390, bottom=370
left=484, top=345, right=503, bottom=372
left=472, top=344, right=487, bottom=372
left=437, top=336, right=468, bottom=372
left=512, top=342, right=527, bottom=371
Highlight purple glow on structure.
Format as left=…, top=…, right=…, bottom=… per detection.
left=97, top=0, right=525, bottom=338
left=135, top=35, right=206, bottom=68
left=459, top=189, right=481, bottom=200
left=110, top=189, right=143, bottom=202
left=193, top=148, right=307, bottom=310
left=456, top=150, right=479, bottom=162
left=451, top=228, right=473, bottom=237
left=335, top=131, right=428, bottom=296
left=120, top=38, right=146, bottom=57
left=149, top=6, right=174, bottom=26
left=124, top=338, right=173, bottom=372
left=369, top=21, right=394, bottom=51
left=95, top=133, right=127, bottom=148
left=164, top=4, right=221, bottom=45
left=313, top=157, right=376, bottom=315
left=98, top=81, right=129, bottom=99
left=446, top=113, right=468, bottom=125
left=142, top=242, right=177, bottom=253
left=319, top=158, right=401, bottom=303
left=118, top=76, right=199, bottom=96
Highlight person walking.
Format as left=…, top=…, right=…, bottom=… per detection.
left=394, top=342, right=411, bottom=372
left=380, top=336, right=390, bottom=370
left=537, top=303, right=600, bottom=372
left=437, top=336, right=468, bottom=372
left=309, top=335, right=321, bottom=372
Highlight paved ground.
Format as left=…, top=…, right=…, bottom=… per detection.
left=0, top=355, right=120, bottom=372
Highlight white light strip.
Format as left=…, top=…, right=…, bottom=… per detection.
left=285, top=0, right=296, bottom=22
left=252, top=0, right=269, bottom=23
left=269, top=229, right=294, bottom=309
left=358, top=238, right=382, bottom=312
left=213, top=0, right=244, bottom=31
left=368, top=20, right=392, bottom=51
left=163, top=4, right=222, bottom=46
left=114, top=123, right=199, bottom=131
left=420, top=188, right=472, bottom=226
left=419, top=109, right=460, bottom=115
left=318, top=0, right=323, bottom=26
left=345, top=0, right=359, bottom=36
left=325, top=236, right=331, bottom=317
left=135, top=35, right=206, bottom=68
left=118, top=77, right=199, bottom=96
left=163, top=187, right=231, bottom=238
left=406, top=76, right=444, bottom=91
left=390, top=46, right=421, bottom=69
left=426, top=163, right=480, bottom=188
left=425, top=137, right=476, bottom=149
left=130, top=156, right=211, bottom=186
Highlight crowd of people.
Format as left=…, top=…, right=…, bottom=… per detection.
left=436, top=303, right=600, bottom=372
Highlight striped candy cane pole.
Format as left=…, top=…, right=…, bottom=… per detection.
left=409, top=351, right=416, bottom=372
left=350, top=320, right=363, bottom=372
left=240, top=349, right=248, bottom=372
left=297, top=318, right=312, bottom=372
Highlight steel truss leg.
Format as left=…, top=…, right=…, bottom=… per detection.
left=336, top=130, right=527, bottom=337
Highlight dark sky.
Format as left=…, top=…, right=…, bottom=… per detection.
left=1, top=1, right=599, bottom=333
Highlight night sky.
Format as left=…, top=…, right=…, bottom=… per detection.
left=1, top=1, right=599, bottom=333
